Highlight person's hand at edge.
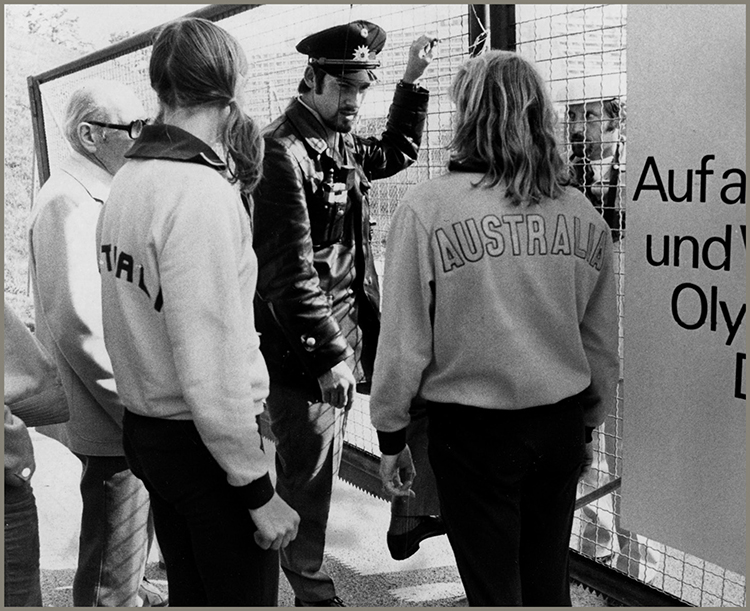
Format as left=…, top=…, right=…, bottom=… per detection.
left=249, top=492, right=300, bottom=550
left=380, top=444, right=416, bottom=498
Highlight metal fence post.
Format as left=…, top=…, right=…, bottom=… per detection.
left=489, top=4, right=516, bottom=51
left=27, top=76, right=50, bottom=186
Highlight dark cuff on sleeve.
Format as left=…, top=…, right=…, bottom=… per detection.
left=397, top=80, right=428, bottom=94
left=294, top=317, right=353, bottom=379
left=585, top=426, right=595, bottom=444
left=235, top=472, right=275, bottom=509
left=393, top=82, right=429, bottom=109
left=377, top=428, right=407, bottom=455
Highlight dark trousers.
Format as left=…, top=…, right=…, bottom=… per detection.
left=71, top=453, right=151, bottom=607
left=427, top=398, right=585, bottom=607
left=123, top=410, right=279, bottom=607
left=266, top=383, right=347, bottom=602
left=4, top=482, right=43, bottom=607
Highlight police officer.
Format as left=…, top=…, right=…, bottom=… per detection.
left=252, top=20, right=436, bottom=607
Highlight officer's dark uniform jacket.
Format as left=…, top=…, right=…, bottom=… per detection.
left=253, top=83, right=428, bottom=396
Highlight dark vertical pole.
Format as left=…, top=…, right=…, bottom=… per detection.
left=27, top=76, right=50, bottom=186
left=468, top=4, right=489, bottom=56
left=490, top=4, right=516, bottom=51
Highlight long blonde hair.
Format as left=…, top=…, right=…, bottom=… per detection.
left=449, top=50, right=569, bottom=205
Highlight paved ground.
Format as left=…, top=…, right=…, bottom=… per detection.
left=31, top=429, right=612, bottom=607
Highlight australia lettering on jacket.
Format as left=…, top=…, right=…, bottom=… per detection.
left=99, top=244, right=164, bottom=312
left=435, top=213, right=607, bottom=274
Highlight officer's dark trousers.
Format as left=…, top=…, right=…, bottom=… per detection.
left=426, top=397, right=585, bottom=607
left=266, top=383, right=347, bottom=602
left=123, top=410, right=279, bottom=607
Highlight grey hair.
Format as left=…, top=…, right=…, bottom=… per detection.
left=63, top=80, right=138, bottom=155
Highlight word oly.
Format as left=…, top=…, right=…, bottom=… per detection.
left=671, top=283, right=745, bottom=347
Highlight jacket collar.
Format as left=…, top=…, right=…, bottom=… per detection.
left=285, top=98, right=331, bottom=157
left=125, top=124, right=227, bottom=171
left=448, top=158, right=488, bottom=174
left=60, top=150, right=112, bottom=204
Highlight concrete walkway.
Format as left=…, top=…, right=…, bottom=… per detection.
left=30, top=429, right=612, bottom=607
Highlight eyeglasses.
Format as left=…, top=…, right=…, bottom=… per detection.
left=87, top=118, right=150, bottom=139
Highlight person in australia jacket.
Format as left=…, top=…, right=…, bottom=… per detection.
left=370, top=51, right=620, bottom=606
left=252, top=20, right=436, bottom=606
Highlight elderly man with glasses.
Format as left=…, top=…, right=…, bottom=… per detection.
left=28, top=80, right=166, bottom=607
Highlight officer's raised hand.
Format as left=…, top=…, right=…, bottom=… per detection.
left=402, top=35, right=438, bottom=84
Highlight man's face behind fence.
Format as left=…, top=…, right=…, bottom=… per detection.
left=567, top=100, right=619, bottom=161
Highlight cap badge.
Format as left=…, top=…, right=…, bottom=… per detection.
left=360, top=27, right=369, bottom=38
left=353, top=45, right=371, bottom=61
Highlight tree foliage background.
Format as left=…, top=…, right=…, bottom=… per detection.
left=6, top=4, right=95, bottom=52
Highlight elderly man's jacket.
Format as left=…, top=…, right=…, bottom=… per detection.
left=28, top=152, right=125, bottom=456
left=253, top=84, right=428, bottom=396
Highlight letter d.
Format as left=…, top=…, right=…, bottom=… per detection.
left=703, top=224, right=732, bottom=272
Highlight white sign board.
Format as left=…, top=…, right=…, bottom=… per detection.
left=622, top=5, right=746, bottom=576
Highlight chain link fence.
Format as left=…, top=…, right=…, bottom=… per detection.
left=26, top=4, right=745, bottom=606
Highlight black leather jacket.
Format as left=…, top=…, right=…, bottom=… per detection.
left=253, top=84, right=429, bottom=395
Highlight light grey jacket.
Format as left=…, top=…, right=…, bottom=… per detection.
left=28, top=152, right=125, bottom=456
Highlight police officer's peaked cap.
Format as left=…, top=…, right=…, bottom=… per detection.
left=296, top=21, right=387, bottom=79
